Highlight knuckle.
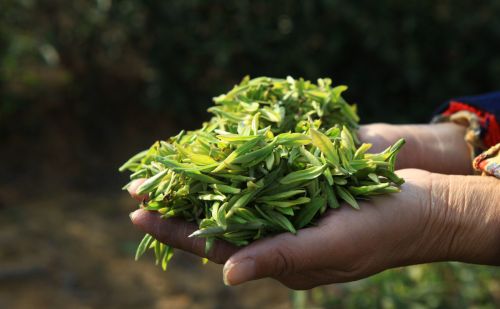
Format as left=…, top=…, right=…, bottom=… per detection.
left=207, top=242, right=228, bottom=264
left=270, top=244, right=296, bottom=277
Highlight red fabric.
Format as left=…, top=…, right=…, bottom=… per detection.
left=478, top=160, right=488, bottom=170
left=442, top=101, right=500, bottom=148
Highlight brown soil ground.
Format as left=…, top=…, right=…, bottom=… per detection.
left=0, top=189, right=292, bottom=309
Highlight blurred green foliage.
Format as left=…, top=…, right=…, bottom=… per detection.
left=295, top=263, right=500, bottom=308
left=0, top=0, right=148, bottom=132
left=1, top=0, right=500, bottom=131
left=1, top=1, right=499, bottom=307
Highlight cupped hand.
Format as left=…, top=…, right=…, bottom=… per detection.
left=128, top=170, right=500, bottom=289
left=129, top=180, right=238, bottom=264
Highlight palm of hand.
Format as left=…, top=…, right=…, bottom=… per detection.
left=130, top=169, right=436, bottom=289
left=221, top=169, right=433, bottom=289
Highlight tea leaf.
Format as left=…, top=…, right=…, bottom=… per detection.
left=377, top=169, right=405, bottom=186
left=294, top=197, right=326, bottom=229
left=251, top=112, right=261, bottom=135
left=261, top=207, right=296, bottom=234
left=354, top=143, right=372, bottom=160
left=279, top=165, right=327, bottom=184
left=226, top=192, right=255, bottom=217
left=216, top=133, right=258, bottom=143
left=204, top=238, right=214, bottom=255
left=119, top=150, right=148, bottom=172
left=176, top=145, right=217, bottom=165
left=276, top=133, right=311, bottom=146
left=262, top=197, right=311, bottom=208
left=216, top=202, right=228, bottom=228
left=349, top=183, right=390, bottom=195
left=136, top=169, right=169, bottom=195
left=233, top=140, right=276, bottom=166
left=135, top=234, right=154, bottom=261
left=161, top=245, right=174, bottom=271
left=340, top=125, right=355, bottom=156
left=323, top=183, right=340, bottom=209
left=336, top=186, right=359, bottom=210
left=189, top=222, right=264, bottom=237
left=275, top=207, right=295, bottom=216
left=310, top=128, right=339, bottom=165
left=213, top=135, right=264, bottom=172
left=211, top=184, right=241, bottom=194
left=257, top=189, right=306, bottom=201
left=198, top=194, right=226, bottom=201
left=182, top=171, right=225, bottom=185
left=368, top=173, right=380, bottom=184
left=265, top=152, right=275, bottom=170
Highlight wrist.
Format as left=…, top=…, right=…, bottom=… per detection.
left=446, top=174, right=500, bottom=264
left=422, top=173, right=500, bottom=265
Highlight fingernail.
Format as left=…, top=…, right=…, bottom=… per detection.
left=223, top=258, right=255, bottom=286
left=129, top=210, right=139, bottom=222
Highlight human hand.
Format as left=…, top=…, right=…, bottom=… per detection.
left=127, top=179, right=238, bottom=264
left=129, top=169, right=500, bottom=289
left=359, top=123, right=473, bottom=175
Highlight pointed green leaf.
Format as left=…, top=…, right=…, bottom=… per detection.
left=211, top=184, right=241, bottom=194
left=262, top=197, right=311, bottom=207
left=294, top=197, right=326, bottom=229
left=323, top=183, right=339, bottom=209
left=349, top=183, right=389, bottom=195
left=310, top=128, right=339, bottom=164
left=279, top=165, right=326, bottom=184
left=135, top=234, right=154, bottom=261
left=136, top=170, right=169, bottom=195
left=354, top=143, right=372, bottom=160
left=233, top=140, right=276, bottom=166
left=263, top=208, right=296, bottom=234
left=258, top=189, right=306, bottom=201
left=119, top=150, right=148, bottom=172
left=161, top=245, right=174, bottom=271
left=276, top=133, right=311, bottom=146
left=336, top=186, right=359, bottom=209
left=213, top=135, right=264, bottom=172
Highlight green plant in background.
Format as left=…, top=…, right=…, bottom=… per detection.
left=143, top=0, right=500, bottom=125
left=292, top=263, right=500, bottom=308
left=120, top=76, right=405, bottom=269
left=3, top=1, right=500, bottom=129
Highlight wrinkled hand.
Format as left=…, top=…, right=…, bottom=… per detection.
left=129, top=169, right=500, bottom=289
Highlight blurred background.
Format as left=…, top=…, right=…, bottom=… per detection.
left=1, top=0, right=499, bottom=308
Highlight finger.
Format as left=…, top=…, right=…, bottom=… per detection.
left=130, top=209, right=239, bottom=264
left=394, top=168, right=431, bottom=179
left=358, top=123, right=401, bottom=153
left=222, top=231, right=318, bottom=286
left=127, top=179, right=149, bottom=202
left=220, top=170, right=418, bottom=286
left=360, top=123, right=472, bottom=174
left=221, top=213, right=355, bottom=286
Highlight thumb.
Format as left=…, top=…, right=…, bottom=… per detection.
left=222, top=233, right=299, bottom=286
left=221, top=194, right=405, bottom=287
left=222, top=221, right=336, bottom=286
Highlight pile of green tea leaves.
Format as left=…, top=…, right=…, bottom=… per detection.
left=120, top=76, right=405, bottom=270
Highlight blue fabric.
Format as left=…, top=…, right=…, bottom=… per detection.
left=454, top=91, right=500, bottom=118
left=434, top=91, right=500, bottom=119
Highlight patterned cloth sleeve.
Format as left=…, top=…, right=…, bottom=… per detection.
left=473, top=144, right=500, bottom=178
left=432, top=91, right=500, bottom=178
